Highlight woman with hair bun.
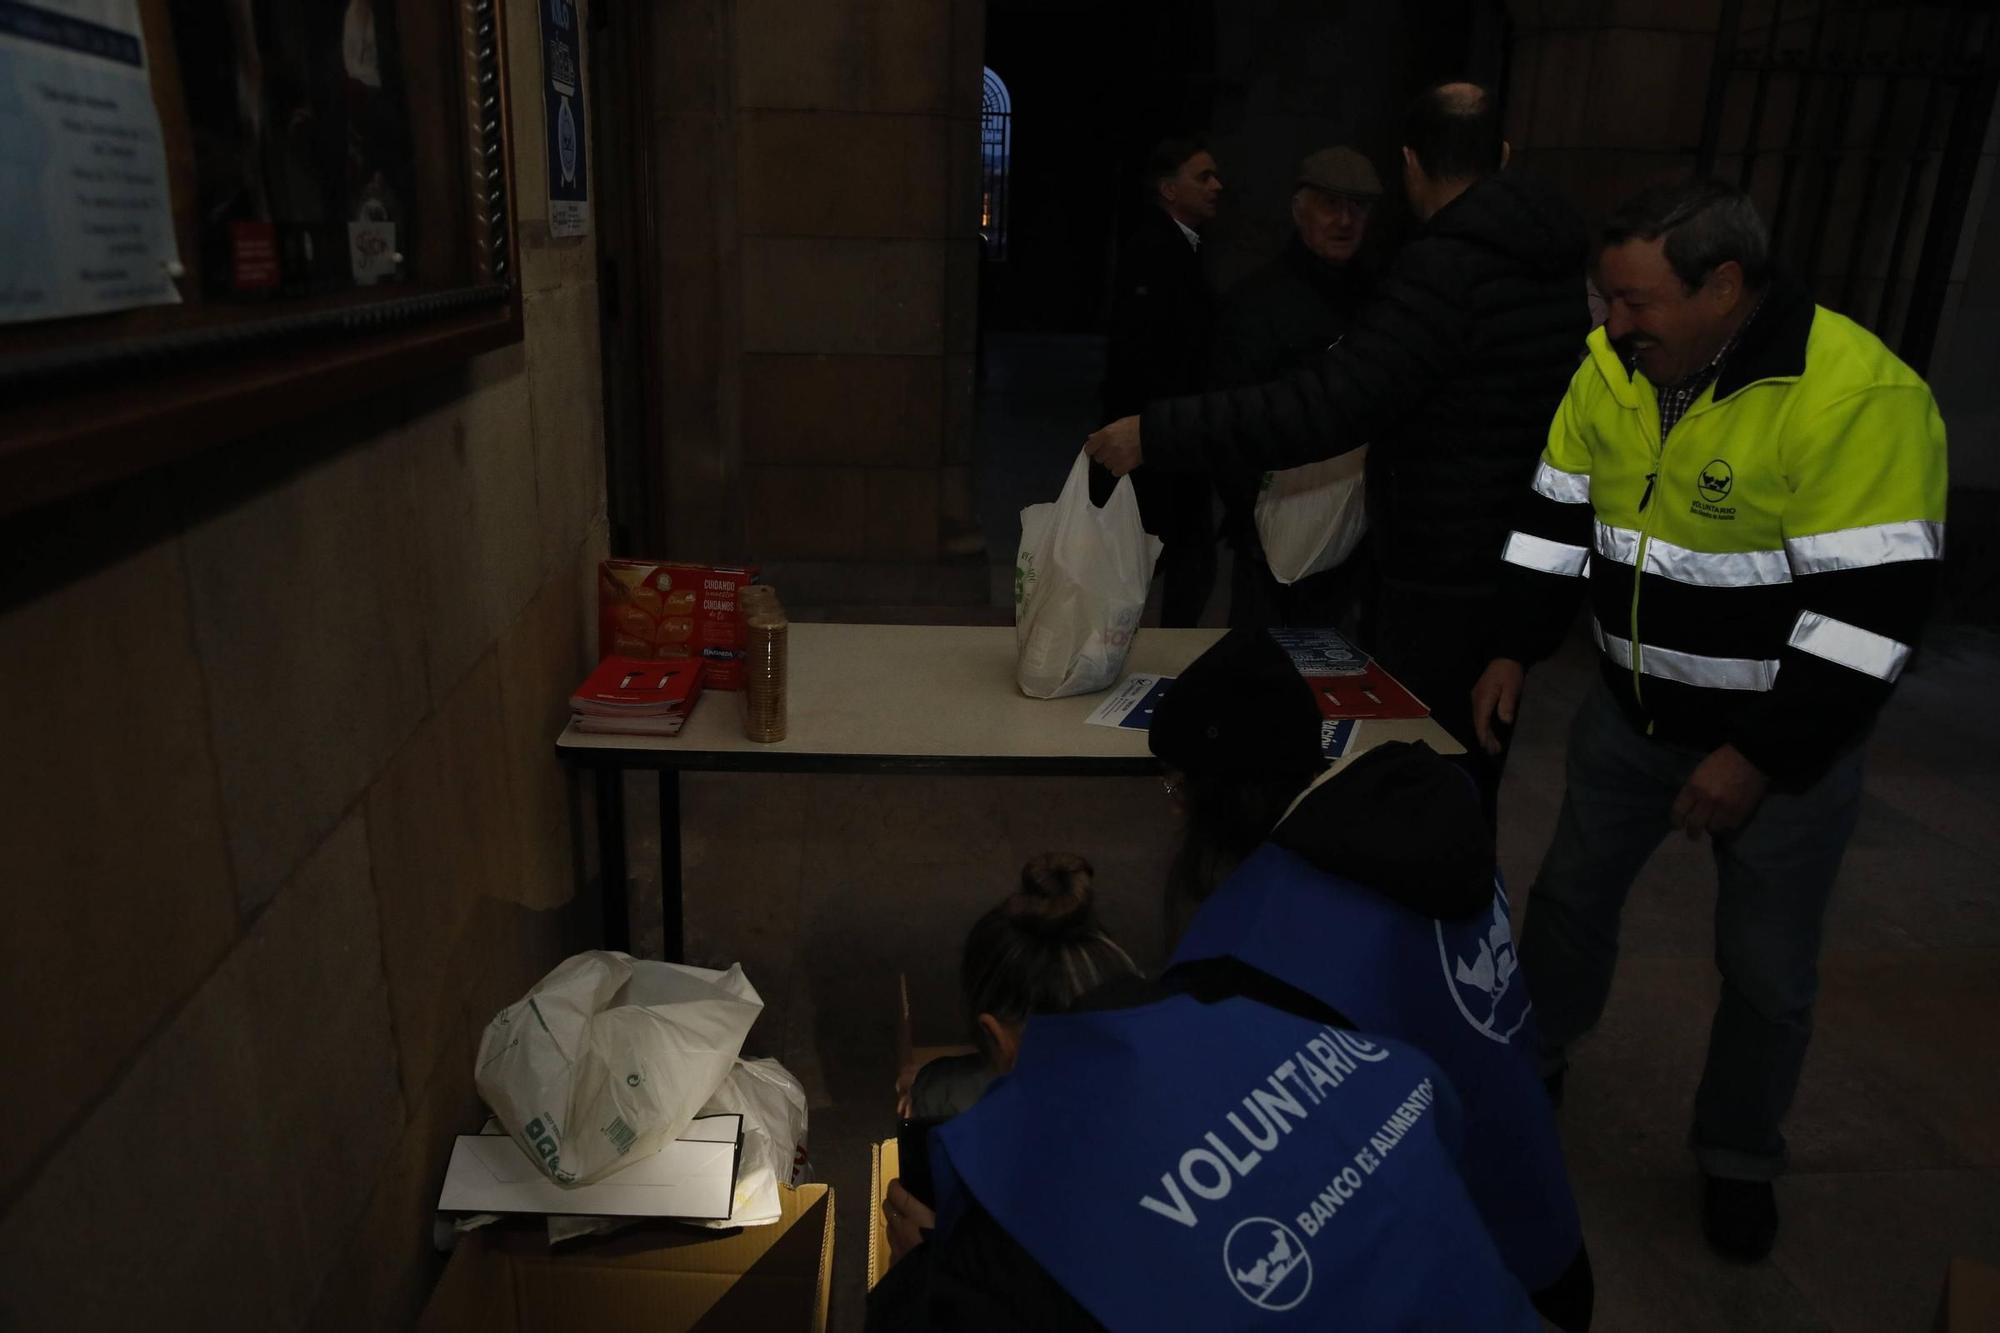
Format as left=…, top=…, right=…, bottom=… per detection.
left=906, top=853, right=1140, bottom=1121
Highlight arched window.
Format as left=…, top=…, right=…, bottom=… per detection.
left=980, top=68, right=1012, bottom=261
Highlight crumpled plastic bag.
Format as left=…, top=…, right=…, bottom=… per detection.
left=685, top=1057, right=811, bottom=1230
left=475, top=951, right=763, bottom=1187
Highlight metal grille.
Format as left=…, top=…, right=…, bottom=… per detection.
left=1696, top=0, right=2000, bottom=373
left=981, top=68, right=1012, bottom=261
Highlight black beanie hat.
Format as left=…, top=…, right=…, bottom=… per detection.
left=1149, top=630, right=1325, bottom=780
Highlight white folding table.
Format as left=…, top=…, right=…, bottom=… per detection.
left=555, top=624, right=1460, bottom=957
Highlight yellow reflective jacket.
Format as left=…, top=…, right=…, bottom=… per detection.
left=1495, top=278, right=1948, bottom=783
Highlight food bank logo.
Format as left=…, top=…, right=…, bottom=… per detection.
left=1224, top=1217, right=1312, bottom=1311
left=1697, top=459, right=1734, bottom=503
left=1436, top=887, right=1531, bottom=1044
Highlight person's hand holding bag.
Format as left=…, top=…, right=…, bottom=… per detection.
left=1015, top=451, right=1162, bottom=698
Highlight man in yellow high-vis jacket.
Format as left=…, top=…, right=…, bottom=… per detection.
left=1470, top=179, right=1948, bottom=1262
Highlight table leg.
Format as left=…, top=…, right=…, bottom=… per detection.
left=596, top=767, right=630, bottom=953
left=660, top=769, right=683, bottom=963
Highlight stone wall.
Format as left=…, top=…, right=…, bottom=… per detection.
left=0, top=0, right=608, bottom=1325
left=1500, top=1, right=1720, bottom=223
left=649, top=0, right=986, bottom=567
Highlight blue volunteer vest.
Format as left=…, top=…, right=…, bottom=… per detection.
left=932, top=993, right=1540, bottom=1332
left=1171, top=843, right=1582, bottom=1291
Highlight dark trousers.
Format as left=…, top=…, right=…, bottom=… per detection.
left=1521, top=678, right=1863, bottom=1180
left=1363, top=580, right=1507, bottom=826
left=1132, top=467, right=1217, bottom=628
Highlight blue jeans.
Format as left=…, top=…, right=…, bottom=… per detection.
left=1521, top=677, right=1864, bottom=1181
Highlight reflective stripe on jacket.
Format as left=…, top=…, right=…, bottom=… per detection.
left=1493, top=277, right=1947, bottom=782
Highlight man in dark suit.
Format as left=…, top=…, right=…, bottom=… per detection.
left=1100, top=137, right=1223, bottom=627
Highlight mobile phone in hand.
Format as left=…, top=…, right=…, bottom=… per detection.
left=896, top=1117, right=944, bottom=1210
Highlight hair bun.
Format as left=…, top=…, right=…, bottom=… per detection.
left=1008, top=852, right=1096, bottom=936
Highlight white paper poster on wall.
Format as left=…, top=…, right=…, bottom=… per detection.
left=0, top=0, right=183, bottom=324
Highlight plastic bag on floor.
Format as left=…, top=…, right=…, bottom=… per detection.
left=475, top=951, right=763, bottom=1187
left=1255, top=446, right=1368, bottom=584
left=1015, top=451, right=1163, bottom=698
left=542, top=1057, right=811, bottom=1241
left=687, top=1057, right=812, bottom=1229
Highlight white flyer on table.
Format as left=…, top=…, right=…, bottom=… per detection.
left=1085, top=672, right=1174, bottom=730
left=0, top=0, right=182, bottom=323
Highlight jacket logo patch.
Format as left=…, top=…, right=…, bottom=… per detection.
left=1697, top=459, right=1734, bottom=502
left=1692, top=458, right=1738, bottom=518
left=1436, top=888, right=1532, bottom=1044
left=1224, top=1217, right=1313, bottom=1311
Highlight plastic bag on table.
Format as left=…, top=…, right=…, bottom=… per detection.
left=474, top=951, right=763, bottom=1187
left=1014, top=451, right=1163, bottom=698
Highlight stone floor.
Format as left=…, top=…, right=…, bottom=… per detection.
left=619, top=335, right=2000, bottom=1330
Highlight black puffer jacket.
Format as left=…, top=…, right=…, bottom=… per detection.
left=1141, top=172, right=1589, bottom=589
left=1208, top=235, right=1374, bottom=393
left=1208, top=236, right=1374, bottom=549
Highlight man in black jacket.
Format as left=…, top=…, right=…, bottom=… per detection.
left=1099, top=137, right=1223, bottom=627
left=1208, top=145, right=1382, bottom=631
left=1086, top=84, right=1589, bottom=818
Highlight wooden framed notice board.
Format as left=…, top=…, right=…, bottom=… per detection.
left=0, top=0, right=524, bottom=516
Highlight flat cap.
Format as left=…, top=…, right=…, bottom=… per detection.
left=1297, top=146, right=1382, bottom=199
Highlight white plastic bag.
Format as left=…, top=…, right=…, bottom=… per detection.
left=687, top=1057, right=812, bottom=1229
left=475, top=951, right=763, bottom=1186
left=1254, top=445, right=1368, bottom=584
left=546, top=1057, right=810, bottom=1240
left=1015, top=451, right=1163, bottom=698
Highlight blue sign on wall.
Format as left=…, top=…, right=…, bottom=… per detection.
left=540, top=0, right=588, bottom=237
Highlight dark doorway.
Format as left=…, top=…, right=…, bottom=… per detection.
left=969, top=1, right=1503, bottom=617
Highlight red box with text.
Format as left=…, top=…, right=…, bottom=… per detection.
left=597, top=560, right=759, bottom=690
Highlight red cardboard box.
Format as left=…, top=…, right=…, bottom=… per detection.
left=598, top=560, right=758, bottom=689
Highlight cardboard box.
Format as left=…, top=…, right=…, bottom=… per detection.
left=877, top=973, right=979, bottom=1291
left=598, top=561, right=758, bottom=690
left=1936, top=1256, right=2000, bottom=1332
left=417, top=1182, right=834, bottom=1333
left=867, top=1137, right=900, bottom=1292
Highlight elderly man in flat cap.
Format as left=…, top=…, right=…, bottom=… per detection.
left=1208, top=146, right=1384, bottom=631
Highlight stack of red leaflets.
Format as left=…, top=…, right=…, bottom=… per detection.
left=1307, top=658, right=1429, bottom=720
left=569, top=657, right=706, bottom=736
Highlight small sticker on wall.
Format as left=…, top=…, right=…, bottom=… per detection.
left=348, top=220, right=398, bottom=286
